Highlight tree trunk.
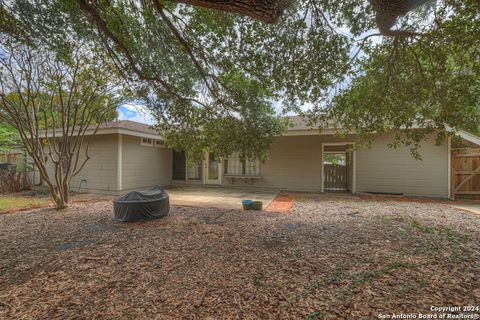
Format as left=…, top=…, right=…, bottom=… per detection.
left=170, top=0, right=294, bottom=22
left=368, top=0, right=431, bottom=36
left=49, top=187, right=68, bottom=210
left=36, top=164, right=70, bottom=210
left=169, top=0, right=432, bottom=36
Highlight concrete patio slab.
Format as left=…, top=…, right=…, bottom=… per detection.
left=448, top=203, right=480, bottom=216
left=166, top=185, right=278, bottom=210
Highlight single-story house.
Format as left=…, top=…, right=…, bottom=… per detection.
left=44, top=118, right=480, bottom=198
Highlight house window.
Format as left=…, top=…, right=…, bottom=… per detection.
left=224, top=152, right=260, bottom=176
left=154, top=139, right=165, bottom=148
left=141, top=138, right=153, bottom=147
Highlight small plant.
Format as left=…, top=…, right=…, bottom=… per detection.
left=305, top=311, right=324, bottom=320
left=331, top=262, right=345, bottom=283
left=377, top=215, right=406, bottom=223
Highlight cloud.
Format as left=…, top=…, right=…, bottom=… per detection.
left=117, top=104, right=155, bottom=125
left=117, top=106, right=137, bottom=118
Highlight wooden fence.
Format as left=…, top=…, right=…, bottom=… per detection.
left=452, top=148, right=480, bottom=199
left=0, top=151, right=23, bottom=164
left=324, top=163, right=347, bottom=192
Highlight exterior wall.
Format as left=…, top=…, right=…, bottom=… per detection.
left=221, top=135, right=355, bottom=192
left=219, top=133, right=449, bottom=197
left=121, top=135, right=172, bottom=190
left=355, top=133, right=449, bottom=197
left=45, top=134, right=119, bottom=194
left=250, top=135, right=322, bottom=191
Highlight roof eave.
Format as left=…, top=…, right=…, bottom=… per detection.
left=44, top=127, right=163, bottom=140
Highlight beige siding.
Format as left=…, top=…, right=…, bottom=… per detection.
left=45, top=134, right=119, bottom=193
left=355, top=133, right=449, bottom=197
left=221, top=133, right=448, bottom=197
left=223, top=135, right=324, bottom=191
left=121, top=135, right=172, bottom=190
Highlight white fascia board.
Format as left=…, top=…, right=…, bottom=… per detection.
left=115, top=128, right=163, bottom=140
left=458, top=130, right=480, bottom=146
left=282, top=128, right=348, bottom=136
left=44, top=127, right=163, bottom=140
left=445, top=125, right=480, bottom=147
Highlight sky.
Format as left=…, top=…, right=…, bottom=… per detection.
left=117, top=104, right=155, bottom=125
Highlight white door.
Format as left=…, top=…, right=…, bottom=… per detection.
left=205, top=152, right=222, bottom=185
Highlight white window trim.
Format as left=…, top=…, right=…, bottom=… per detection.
left=223, top=153, right=261, bottom=177
left=321, top=142, right=356, bottom=194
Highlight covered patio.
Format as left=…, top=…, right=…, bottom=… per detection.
left=166, top=185, right=278, bottom=210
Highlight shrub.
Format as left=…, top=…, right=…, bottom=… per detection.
left=0, top=163, right=31, bottom=193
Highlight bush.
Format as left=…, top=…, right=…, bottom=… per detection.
left=0, top=163, right=31, bottom=193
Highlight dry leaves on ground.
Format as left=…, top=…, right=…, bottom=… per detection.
left=0, top=195, right=479, bottom=319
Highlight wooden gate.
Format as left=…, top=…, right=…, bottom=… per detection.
left=324, top=163, right=347, bottom=192
left=452, top=148, right=480, bottom=199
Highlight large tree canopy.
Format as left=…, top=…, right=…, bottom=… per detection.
left=0, top=124, right=21, bottom=152
left=161, top=0, right=433, bottom=36
left=303, top=1, right=479, bottom=157
left=0, top=38, right=120, bottom=208
left=1, top=0, right=478, bottom=159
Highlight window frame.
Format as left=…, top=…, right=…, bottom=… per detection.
left=223, top=153, right=260, bottom=177
left=140, top=137, right=154, bottom=147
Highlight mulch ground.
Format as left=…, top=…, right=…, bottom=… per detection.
left=0, top=195, right=479, bottom=319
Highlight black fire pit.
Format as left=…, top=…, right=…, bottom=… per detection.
left=113, top=185, right=169, bottom=222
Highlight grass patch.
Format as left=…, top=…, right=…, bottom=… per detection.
left=0, top=195, right=50, bottom=213
left=332, top=261, right=416, bottom=309
left=305, top=260, right=416, bottom=319
left=381, top=283, right=422, bottom=303
left=378, top=215, right=471, bottom=243
left=377, top=215, right=406, bottom=223
left=408, top=217, right=471, bottom=243
left=305, top=311, right=324, bottom=320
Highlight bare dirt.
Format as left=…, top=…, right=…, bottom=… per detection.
left=1, top=194, right=479, bottom=319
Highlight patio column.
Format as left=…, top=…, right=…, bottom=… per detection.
left=117, top=134, right=123, bottom=191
